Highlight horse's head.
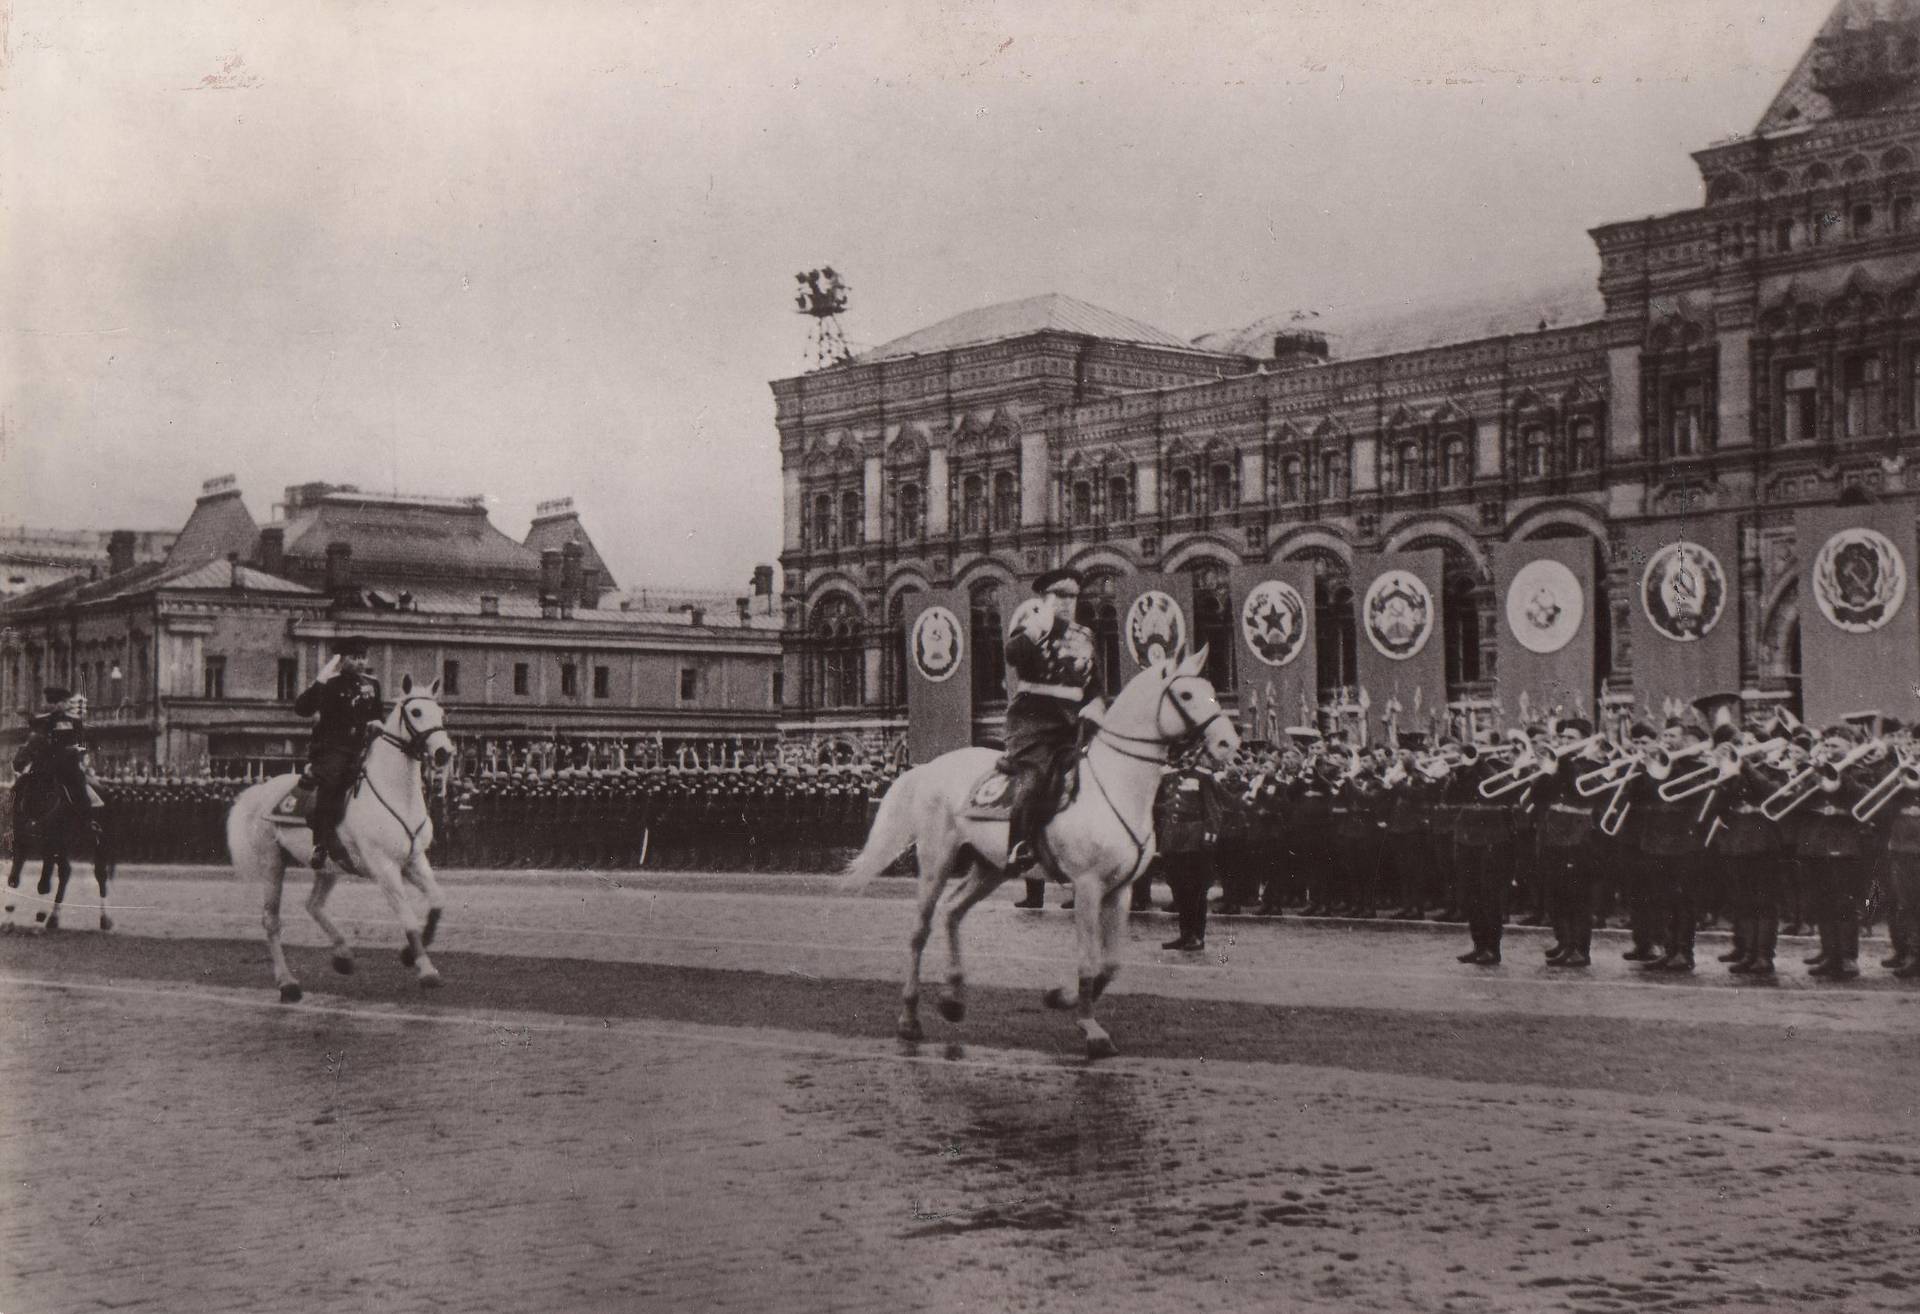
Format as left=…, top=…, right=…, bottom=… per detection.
left=1107, top=646, right=1241, bottom=764
left=390, top=674, right=456, bottom=772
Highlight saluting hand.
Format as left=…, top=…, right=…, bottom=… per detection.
left=318, top=655, right=344, bottom=683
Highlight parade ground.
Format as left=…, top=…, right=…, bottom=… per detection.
left=2, top=868, right=1918, bottom=1313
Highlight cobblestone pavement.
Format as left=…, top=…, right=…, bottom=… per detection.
left=1, top=868, right=1917, bottom=1313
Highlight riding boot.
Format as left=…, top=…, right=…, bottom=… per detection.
left=1013, top=879, right=1045, bottom=910
left=311, top=825, right=333, bottom=872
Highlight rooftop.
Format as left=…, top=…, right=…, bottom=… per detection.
left=846, top=292, right=1221, bottom=365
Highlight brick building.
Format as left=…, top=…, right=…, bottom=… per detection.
left=0, top=478, right=781, bottom=775
left=773, top=1, right=1920, bottom=757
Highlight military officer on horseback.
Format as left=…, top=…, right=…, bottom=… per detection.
left=293, top=635, right=385, bottom=871
left=1004, top=567, right=1099, bottom=891
left=14, top=686, right=101, bottom=832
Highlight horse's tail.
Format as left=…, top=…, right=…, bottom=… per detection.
left=837, top=767, right=922, bottom=894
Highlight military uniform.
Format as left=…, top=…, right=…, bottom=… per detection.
left=293, top=653, right=385, bottom=866
left=1154, top=758, right=1226, bottom=950
left=1003, top=568, right=1097, bottom=904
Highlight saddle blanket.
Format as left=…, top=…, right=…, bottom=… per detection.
left=960, top=764, right=1075, bottom=821
left=268, top=782, right=319, bottom=827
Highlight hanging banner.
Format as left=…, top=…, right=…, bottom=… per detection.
left=904, top=589, right=972, bottom=764
left=1113, top=573, right=1196, bottom=672
left=1351, top=550, right=1447, bottom=737
left=1493, top=537, right=1597, bottom=722
left=1624, top=519, right=1739, bottom=718
left=1229, top=561, right=1318, bottom=747
left=1797, top=504, right=1920, bottom=729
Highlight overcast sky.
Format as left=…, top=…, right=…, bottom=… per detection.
left=1, top=0, right=1835, bottom=590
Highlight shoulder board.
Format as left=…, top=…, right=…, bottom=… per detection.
left=1009, top=596, right=1052, bottom=642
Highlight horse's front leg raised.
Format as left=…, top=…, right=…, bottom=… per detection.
left=369, top=857, right=441, bottom=988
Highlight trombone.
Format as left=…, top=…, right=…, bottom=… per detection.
left=1657, top=737, right=1787, bottom=802
left=1853, top=748, right=1920, bottom=822
left=1478, top=748, right=1543, bottom=799
left=1576, top=745, right=1639, bottom=797
left=1761, top=740, right=1880, bottom=821
left=1598, top=771, right=1635, bottom=836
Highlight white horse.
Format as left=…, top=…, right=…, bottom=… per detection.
left=842, top=648, right=1239, bottom=1058
left=225, top=675, right=456, bottom=1001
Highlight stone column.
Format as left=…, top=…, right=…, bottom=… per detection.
left=1135, top=457, right=1159, bottom=517
left=1020, top=432, right=1050, bottom=528
left=1240, top=449, right=1265, bottom=505
left=863, top=455, right=884, bottom=544
left=926, top=448, right=950, bottom=536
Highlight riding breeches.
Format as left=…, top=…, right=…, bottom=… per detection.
left=308, top=750, right=359, bottom=835
left=1003, top=695, right=1079, bottom=847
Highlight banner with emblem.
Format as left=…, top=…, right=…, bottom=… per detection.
left=1351, top=550, right=1446, bottom=726
left=1624, top=519, right=1740, bottom=716
left=1113, top=574, right=1196, bottom=673
left=1796, top=504, right=1920, bottom=729
left=1228, top=562, right=1317, bottom=746
left=904, top=589, right=972, bottom=764
left=1493, top=537, right=1596, bottom=719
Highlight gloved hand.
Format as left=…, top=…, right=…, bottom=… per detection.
left=317, top=655, right=344, bottom=683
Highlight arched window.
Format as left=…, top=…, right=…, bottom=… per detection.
left=1209, top=461, right=1235, bottom=512
left=991, top=471, right=1018, bottom=531
left=1171, top=468, right=1195, bottom=516
left=1315, top=580, right=1357, bottom=694
left=889, top=589, right=920, bottom=705
left=1522, top=425, right=1549, bottom=478
left=1443, top=575, right=1481, bottom=687
left=1071, top=480, right=1094, bottom=527
left=810, top=493, right=833, bottom=548
left=1076, top=573, right=1123, bottom=698
left=970, top=580, right=1007, bottom=704
left=1106, top=473, right=1132, bottom=522
left=1187, top=561, right=1234, bottom=690
left=812, top=596, right=863, bottom=709
left=1567, top=419, right=1597, bottom=473
left=1321, top=451, right=1347, bottom=501
left=1282, top=455, right=1304, bottom=502
left=961, top=475, right=986, bottom=533
left=1441, top=437, right=1469, bottom=487
left=840, top=491, right=863, bottom=546
left=896, top=483, right=922, bottom=541
left=1396, top=442, right=1421, bottom=492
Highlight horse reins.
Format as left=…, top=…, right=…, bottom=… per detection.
left=353, top=696, right=453, bottom=867
left=1079, top=674, right=1230, bottom=880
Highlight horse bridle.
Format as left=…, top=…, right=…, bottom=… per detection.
left=373, top=695, right=453, bottom=763
left=1094, top=675, right=1229, bottom=764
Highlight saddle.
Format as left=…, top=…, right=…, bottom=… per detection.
left=961, top=757, right=1079, bottom=821
left=268, top=780, right=320, bottom=827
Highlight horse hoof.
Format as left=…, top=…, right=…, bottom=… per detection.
left=43, top=914, right=58, bottom=932
left=279, top=983, right=303, bottom=1004
left=419, top=972, right=444, bottom=990
left=98, top=915, right=114, bottom=933
left=1085, top=1035, right=1118, bottom=1061
left=897, top=1017, right=924, bottom=1043
left=400, top=943, right=417, bottom=967
left=936, top=996, right=965, bottom=1024
left=332, top=953, right=355, bottom=975
left=1043, top=987, right=1075, bottom=1012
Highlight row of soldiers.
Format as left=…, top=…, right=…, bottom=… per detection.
left=1166, top=695, right=1919, bottom=980
left=3, top=762, right=902, bottom=873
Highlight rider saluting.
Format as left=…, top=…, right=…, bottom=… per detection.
left=1003, top=567, right=1099, bottom=880
left=294, top=635, right=384, bottom=871
left=15, top=686, right=99, bottom=831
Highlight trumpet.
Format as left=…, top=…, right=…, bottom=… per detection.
left=1761, top=740, right=1880, bottom=821
left=1853, top=749, right=1920, bottom=822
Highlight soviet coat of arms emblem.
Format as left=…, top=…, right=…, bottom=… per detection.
left=1124, top=590, right=1186, bottom=667
left=1813, top=527, right=1908, bottom=634
left=1505, top=559, right=1583, bottom=655
left=1639, top=540, right=1726, bottom=643
left=910, top=605, right=964, bottom=682
left=1362, top=570, right=1434, bottom=661
left=1241, top=579, right=1308, bottom=667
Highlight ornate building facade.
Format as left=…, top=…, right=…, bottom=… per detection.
left=773, top=2, right=1920, bottom=757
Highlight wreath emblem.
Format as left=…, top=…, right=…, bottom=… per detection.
left=1504, top=559, right=1583, bottom=655
left=1813, top=527, right=1908, bottom=634
left=1639, top=540, right=1726, bottom=643
left=1362, top=569, right=1434, bottom=662
left=1124, top=590, right=1187, bottom=667
left=910, top=606, right=964, bottom=683
left=1241, top=580, right=1308, bottom=667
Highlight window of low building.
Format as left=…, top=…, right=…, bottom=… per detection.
left=593, top=665, right=610, bottom=699
left=679, top=667, right=699, bottom=704
left=203, top=655, right=226, bottom=700
left=560, top=662, right=578, bottom=697
left=440, top=659, right=460, bottom=697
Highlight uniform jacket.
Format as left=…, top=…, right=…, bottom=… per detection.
left=1450, top=759, right=1511, bottom=847
left=1154, top=766, right=1225, bottom=855
left=294, top=672, right=386, bottom=756
left=1533, top=757, right=1597, bottom=850
left=1003, top=596, right=1096, bottom=703
left=14, top=709, right=87, bottom=775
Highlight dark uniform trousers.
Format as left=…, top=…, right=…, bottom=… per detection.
left=1797, top=804, right=1866, bottom=968
left=1715, top=806, right=1783, bottom=968
left=1887, top=807, right=1920, bottom=969
left=1537, top=802, right=1596, bottom=958
left=1454, top=803, right=1512, bottom=955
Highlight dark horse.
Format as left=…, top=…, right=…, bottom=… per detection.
left=4, top=771, right=113, bottom=933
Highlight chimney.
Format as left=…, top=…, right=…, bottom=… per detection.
left=107, top=530, right=137, bottom=576
left=560, top=542, right=584, bottom=615
left=736, top=596, right=752, bottom=622
left=257, top=526, right=284, bottom=577
left=228, top=551, right=244, bottom=592
left=540, top=548, right=562, bottom=617
left=325, top=541, right=353, bottom=598
left=751, top=565, right=775, bottom=597
left=689, top=606, right=705, bottom=628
